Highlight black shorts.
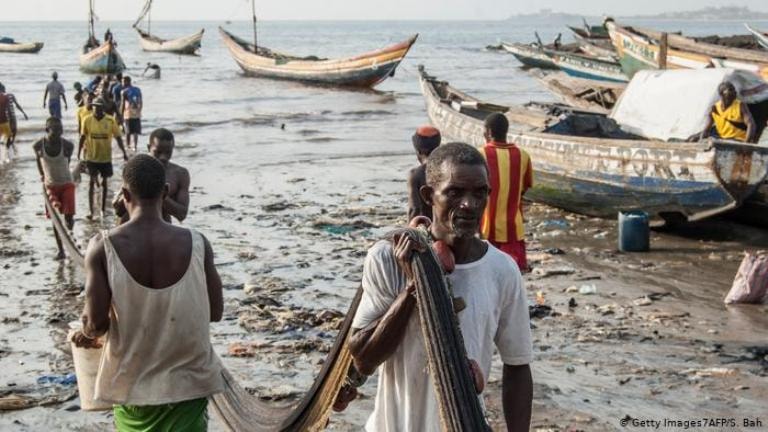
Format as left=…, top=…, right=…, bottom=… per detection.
left=85, top=161, right=113, bottom=179
left=126, top=118, right=142, bottom=135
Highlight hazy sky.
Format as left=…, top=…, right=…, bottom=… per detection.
left=4, top=0, right=768, bottom=21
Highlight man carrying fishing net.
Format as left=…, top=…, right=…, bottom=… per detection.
left=348, top=142, right=533, bottom=431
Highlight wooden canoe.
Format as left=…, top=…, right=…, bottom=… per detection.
left=532, top=70, right=625, bottom=114
left=551, top=51, right=628, bottom=83
left=607, top=20, right=768, bottom=79
left=745, top=24, right=768, bottom=50
left=80, top=40, right=126, bottom=74
left=219, top=28, right=417, bottom=87
left=136, top=28, right=204, bottom=54
left=0, top=41, right=43, bottom=53
left=418, top=66, right=768, bottom=224
left=572, top=33, right=617, bottom=60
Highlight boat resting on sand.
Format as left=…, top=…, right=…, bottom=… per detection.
left=218, top=27, right=417, bottom=87
left=551, top=51, right=628, bottom=83
left=80, top=40, right=126, bottom=74
left=135, top=28, right=204, bottom=54
left=0, top=39, right=43, bottom=53
left=532, top=70, right=625, bottom=114
left=745, top=24, right=768, bottom=50
left=418, top=66, right=768, bottom=225
left=606, top=20, right=768, bottom=79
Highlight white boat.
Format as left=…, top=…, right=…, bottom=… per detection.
left=0, top=38, right=43, bottom=53
left=133, top=0, right=204, bottom=55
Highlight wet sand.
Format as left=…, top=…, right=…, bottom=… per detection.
left=2, top=134, right=768, bottom=431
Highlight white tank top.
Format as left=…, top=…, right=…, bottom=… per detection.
left=40, top=138, right=73, bottom=186
left=94, top=228, right=223, bottom=405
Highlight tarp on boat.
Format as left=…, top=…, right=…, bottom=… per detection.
left=610, top=69, right=768, bottom=141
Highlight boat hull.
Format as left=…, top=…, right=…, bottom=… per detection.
left=219, top=28, right=417, bottom=87
left=79, top=41, right=126, bottom=74
left=0, top=42, right=43, bottom=53
left=501, top=43, right=558, bottom=69
left=533, top=70, right=625, bottom=114
left=418, top=67, right=768, bottom=224
left=745, top=24, right=768, bottom=50
left=137, top=28, right=204, bottom=54
left=552, top=53, right=628, bottom=83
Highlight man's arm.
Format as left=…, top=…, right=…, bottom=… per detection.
left=502, top=364, right=533, bottom=432
left=742, top=101, right=757, bottom=143
left=164, top=167, right=190, bottom=222
left=42, top=87, right=48, bottom=108
left=61, top=92, right=68, bottom=110
left=115, top=135, right=127, bottom=160
left=78, top=134, right=86, bottom=160
left=202, top=234, right=223, bottom=322
left=349, top=284, right=417, bottom=375
left=349, top=233, right=425, bottom=375
left=72, top=235, right=112, bottom=347
left=406, top=169, right=423, bottom=221
left=63, top=140, right=74, bottom=162
left=33, top=141, right=44, bottom=181
left=12, top=98, right=28, bottom=120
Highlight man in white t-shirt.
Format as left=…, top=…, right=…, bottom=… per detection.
left=349, top=142, right=533, bottom=432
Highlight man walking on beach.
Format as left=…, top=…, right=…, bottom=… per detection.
left=71, top=154, right=224, bottom=431
left=79, top=98, right=127, bottom=219
left=407, top=125, right=440, bottom=221
left=121, top=76, right=143, bottom=152
left=479, top=113, right=533, bottom=271
left=0, top=83, right=24, bottom=162
left=43, top=72, right=68, bottom=119
left=349, top=142, right=533, bottom=432
left=34, top=117, right=76, bottom=259
left=114, top=128, right=190, bottom=225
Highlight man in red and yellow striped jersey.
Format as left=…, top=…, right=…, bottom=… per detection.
left=479, top=113, right=533, bottom=271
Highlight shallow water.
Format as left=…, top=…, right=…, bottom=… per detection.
left=2, top=17, right=768, bottom=430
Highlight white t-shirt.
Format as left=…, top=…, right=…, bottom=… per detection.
left=352, top=240, right=533, bottom=432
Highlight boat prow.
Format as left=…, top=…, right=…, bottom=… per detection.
left=80, top=40, right=126, bottom=74
left=0, top=41, right=44, bottom=54
left=218, top=27, right=418, bottom=87
left=136, top=28, right=204, bottom=55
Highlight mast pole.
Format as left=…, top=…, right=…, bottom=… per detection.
left=88, top=0, right=95, bottom=38
left=148, top=2, right=151, bottom=35
left=252, top=0, right=258, bottom=53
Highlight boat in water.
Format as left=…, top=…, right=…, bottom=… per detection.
left=79, top=0, right=126, bottom=74
left=0, top=37, right=43, bottom=54
left=418, top=66, right=768, bottom=225
left=133, top=0, right=204, bottom=54
left=551, top=51, right=628, bottom=83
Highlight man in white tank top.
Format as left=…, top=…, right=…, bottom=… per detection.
left=72, top=154, right=224, bottom=431
left=33, top=117, right=76, bottom=260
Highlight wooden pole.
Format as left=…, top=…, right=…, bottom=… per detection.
left=252, top=0, right=258, bottom=53
left=658, top=32, right=668, bottom=69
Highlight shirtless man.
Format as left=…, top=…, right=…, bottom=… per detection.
left=115, top=128, right=190, bottom=224
left=71, top=154, right=223, bottom=430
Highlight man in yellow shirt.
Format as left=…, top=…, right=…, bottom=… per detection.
left=700, top=82, right=757, bottom=143
left=78, top=98, right=127, bottom=219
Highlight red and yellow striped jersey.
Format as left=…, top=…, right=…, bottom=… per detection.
left=480, top=141, right=533, bottom=242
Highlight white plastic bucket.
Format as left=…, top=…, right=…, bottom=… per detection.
left=69, top=329, right=111, bottom=411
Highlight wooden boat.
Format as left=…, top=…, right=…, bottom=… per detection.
left=551, top=51, right=628, bottom=83
left=79, top=0, right=126, bottom=74
left=572, top=33, right=617, bottom=60
left=532, top=70, right=625, bottom=114
left=133, top=0, right=204, bottom=54
left=418, top=66, right=768, bottom=225
left=568, top=18, right=610, bottom=40
left=606, top=20, right=768, bottom=79
left=745, top=24, right=768, bottom=50
left=0, top=38, right=43, bottom=53
left=501, top=38, right=582, bottom=70
left=219, top=28, right=417, bottom=87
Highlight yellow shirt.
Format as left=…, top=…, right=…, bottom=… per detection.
left=82, top=114, right=120, bottom=163
left=712, top=99, right=748, bottom=142
left=76, top=106, right=92, bottom=132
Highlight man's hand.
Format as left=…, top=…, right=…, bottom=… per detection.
left=71, top=330, right=103, bottom=349
left=123, top=151, right=128, bottom=161
left=23, top=114, right=29, bottom=121
left=392, top=230, right=427, bottom=282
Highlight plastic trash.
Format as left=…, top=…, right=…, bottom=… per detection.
left=578, top=284, right=597, bottom=295
left=725, top=252, right=768, bottom=304
left=36, top=374, right=77, bottom=386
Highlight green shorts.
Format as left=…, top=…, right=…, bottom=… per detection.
left=113, top=397, right=208, bottom=432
